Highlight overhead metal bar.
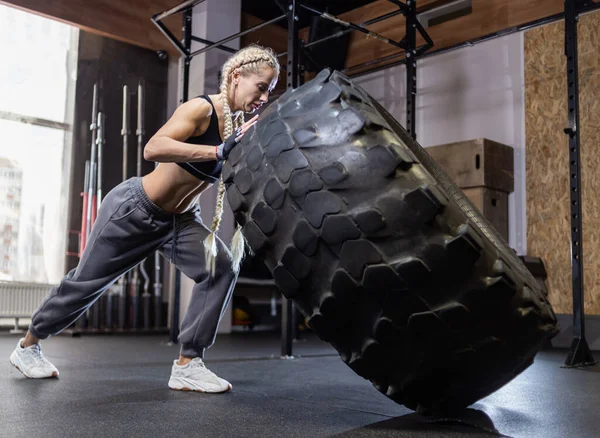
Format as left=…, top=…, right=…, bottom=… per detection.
left=277, top=9, right=406, bottom=58
left=152, top=1, right=285, bottom=59
left=191, top=36, right=237, bottom=54
left=152, top=0, right=432, bottom=73
left=278, top=0, right=440, bottom=58
left=562, top=0, right=597, bottom=369
left=153, top=0, right=207, bottom=22
left=189, top=14, right=286, bottom=58
left=299, top=3, right=409, bottom=50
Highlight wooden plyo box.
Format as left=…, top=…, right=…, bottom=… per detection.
left=425, top=138, right=514, bottom=193
left=462, top=187, right=509, bottom=241
left=425, top=138, right=515, bottom=241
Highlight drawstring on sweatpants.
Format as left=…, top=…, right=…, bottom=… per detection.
left=171, top=215, right=177, bottom=263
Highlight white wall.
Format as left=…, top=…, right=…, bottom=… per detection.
left=166, top=56, right=181, bottom=120
left=176, top=0, right=241, bottom=335
left=188, top=1, right=208, bottom=98
left=353, top=33, right=527, bottom=255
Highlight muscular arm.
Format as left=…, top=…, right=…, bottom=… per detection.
left=144, top=99, right=218, bottom=163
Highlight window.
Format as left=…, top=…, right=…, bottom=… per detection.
left=0, top=5, right=78, bottom=283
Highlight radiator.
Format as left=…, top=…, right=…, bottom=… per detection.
left=0, top=281, right=54, bottom=333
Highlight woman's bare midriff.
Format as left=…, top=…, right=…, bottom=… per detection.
left=141, top=163, right=211, bottom=214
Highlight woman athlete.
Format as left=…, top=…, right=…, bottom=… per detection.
left=10, top=44, right=280, bottom=393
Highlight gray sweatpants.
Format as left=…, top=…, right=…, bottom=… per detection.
left=29, top=177, right=237, bottom=358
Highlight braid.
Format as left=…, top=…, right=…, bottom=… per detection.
left=204, top=44, right=280, bottom=275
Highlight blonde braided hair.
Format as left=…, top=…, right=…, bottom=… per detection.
left=204, top=44, right=280, bottom=275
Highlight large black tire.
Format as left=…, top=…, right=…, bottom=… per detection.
left=223, top=69, right=559, bottom=414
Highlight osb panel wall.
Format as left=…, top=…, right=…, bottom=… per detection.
left=525, top=11, right=600, bottom=314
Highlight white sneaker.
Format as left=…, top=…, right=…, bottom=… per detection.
left=9, top=339, right=59, bottom=379
left=168, top=358, right=232, bottom=393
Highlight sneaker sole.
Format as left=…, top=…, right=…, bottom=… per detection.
left=9, top=353, right=59, bottom=379
left=168, top=377, right=232, bottom=394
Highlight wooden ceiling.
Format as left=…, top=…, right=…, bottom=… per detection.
left=337, top=0, right=600, bottom=75
left=0, top=0, right=183, bottom=53
left=1, top=0, right=598, bottom=76
left=240, top=0, right=600, bottom=76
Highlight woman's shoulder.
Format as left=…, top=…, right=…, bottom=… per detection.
left=188, top=96, right=214, bottom=112
left=174, top=97, right=214, bottom=123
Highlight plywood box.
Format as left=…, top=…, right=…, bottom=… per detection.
left=462, top=187, right=509, bottom=241
left=426, top=139, right=514, bottom=193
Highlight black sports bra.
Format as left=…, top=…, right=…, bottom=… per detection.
left=176, top=95, right=223, bottom=183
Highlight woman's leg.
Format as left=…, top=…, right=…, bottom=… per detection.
left=162, top=206, right=237, bottom=360
left=161, top=207, right=237, bottom=393
left=11, top=178, right=175, bottom=378
left=24, top=178, right=174, bottom=341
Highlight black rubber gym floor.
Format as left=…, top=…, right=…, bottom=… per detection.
left=1, top=331, right=599, bottom=438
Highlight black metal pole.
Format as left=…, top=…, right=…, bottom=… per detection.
left=137, top=81, right=152, bottom=331
left=182, top=11, right=192, bottom=104
left=562, top=0, right=596, bottom=369
left=170, top=9, right=192, bottom=344
left=281, top=0, right=299, bottom=359
left=405, top=0, right=417, bottom=140
left=151, top=18, right=189, bottom=57
left=298, top=41, right=306, bottom=87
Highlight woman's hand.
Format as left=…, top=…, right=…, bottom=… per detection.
left=215, top=115, right=259, bottom=161
left=236, top=114, right=259, bottom=141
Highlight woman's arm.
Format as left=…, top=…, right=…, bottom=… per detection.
left=144, top=99, right=217, bottom=163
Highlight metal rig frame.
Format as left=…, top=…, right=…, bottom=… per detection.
left=153, top=0, right=599, bottom=366
left=562, top=0, right=597, bottom=369
left=152, top=0, right=431, bottom=356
